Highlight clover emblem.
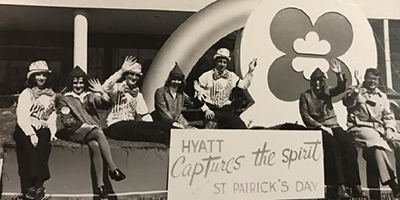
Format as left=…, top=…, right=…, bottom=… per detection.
left=267, top=7, right=353, bottom=102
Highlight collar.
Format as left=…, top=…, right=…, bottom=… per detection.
left=64, top=91, right=91, bottom=102
left=166, top=86, right=179, bottom=99
left=212, top=68, right=229, bottom=80
left=120, top=81, right=139, bottom=98
left=360, top=87, right=383, bottom=97
left=30, top=87, right=54, bottom=98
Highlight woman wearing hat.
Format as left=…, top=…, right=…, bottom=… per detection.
left=194, top=47, right=257, bottom=129
left=14, top=60, right=56, bottom=200
left=103, top=56, right=171, bottom=145
left=58, top=66, right=125, bottom=198
left=154, top=62, right=193, bottom=129
left=299, top=59, right=366, bottom=198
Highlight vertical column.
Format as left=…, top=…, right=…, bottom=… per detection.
left=74, top=10, right=88, bottom=73
left=384, top=19, right=392, bottom=89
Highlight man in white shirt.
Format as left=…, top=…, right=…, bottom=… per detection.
left=194, top=48, right=257, bottom=129
left=103, top=56, right=171, bottom=145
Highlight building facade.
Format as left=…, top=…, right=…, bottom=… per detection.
left=0, top=0, right=399, bottom=94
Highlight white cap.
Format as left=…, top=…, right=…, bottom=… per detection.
left=213, top=48, right=231, bottom=61
left=27, top=60, right=52, bottom=79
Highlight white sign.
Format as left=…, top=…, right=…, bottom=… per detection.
left=239, top=0, right=376, bottom=128
left=168, top=130, right=324, bottom=200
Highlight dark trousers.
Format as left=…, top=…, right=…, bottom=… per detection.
left=322, top=127, right=361, bottom=186
left=13, top=126, right=51, bottom=194
left=107, top=120, right=172, bottom=145
left=207, top=104, right=247, bottom=129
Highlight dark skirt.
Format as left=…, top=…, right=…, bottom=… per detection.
left=57, top=124, right=97, bottom=144
left=107, top=120, right=172, bottom=145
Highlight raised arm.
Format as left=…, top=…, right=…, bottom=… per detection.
left=103, top=56, right=137, bottom=98
left=342, top=70, right=363, bottom=108
left=329, top=59, right=347, bottom=97
left=237, top=58, right=257, bottom=89
left=88, top=78, right=112, bottom=109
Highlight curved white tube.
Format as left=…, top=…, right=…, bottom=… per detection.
left=142, top=0, right=261, bottom=111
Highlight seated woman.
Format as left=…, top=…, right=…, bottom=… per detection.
left=58, top=66, right=125, bottom=199
left=299, top=59, right=366, bottom=198
left=103, top=56, right=171, bottom=145
left=14, top=60, right=56, bottom=200
left=154, top=62, right=194, bottom=129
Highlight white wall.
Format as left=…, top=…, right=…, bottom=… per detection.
left=354, top=0, right=400, bottom=19
left=0, top=0, right=217, bottom=12
left=0, top=0, right=399, bottom=18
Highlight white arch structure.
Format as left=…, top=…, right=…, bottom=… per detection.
left=142, top=0, right=261, bottom=111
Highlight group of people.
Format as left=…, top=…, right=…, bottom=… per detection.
left=300, top=59, right=400, bottom=198
left=14, top=45, right=400, bottom=200
left=14, top=47, right=257, bottom=199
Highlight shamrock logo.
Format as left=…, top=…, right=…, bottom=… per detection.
left=267, top=7, right=353, bottom=102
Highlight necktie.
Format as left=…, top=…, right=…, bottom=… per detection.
left=31, top=87, right=54, bottom=98
left=122, top=85, right=139, bottom=98
left=213, top=70, right=229, bottom=80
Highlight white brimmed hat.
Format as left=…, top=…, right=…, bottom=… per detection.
left=27, top=60, right=52, bottom=79
left=126, top=63, right=143, bottom=75
left=213, top=48, right=231, bottom=61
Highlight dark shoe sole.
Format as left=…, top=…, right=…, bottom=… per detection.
left=394, top=191, right=400, bottom=198
left=352, top=194, right=368, bottom=198
left=110, top=169, right=126, bottom=181
left=337, top=193, right=351, bottom=199
left=112, top=174, right=126, bottom=181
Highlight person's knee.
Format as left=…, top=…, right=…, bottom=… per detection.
left=88, top=140, right=100, bottom=149
left=363, top=147, right=384, bottom=160
left=374, top=148, right=386, bottom=158
left=91, top=128, right=106, bottom=139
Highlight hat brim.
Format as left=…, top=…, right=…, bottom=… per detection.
left=170, top=73, right=185, bottom=80
left=124, top=70, right=143, bottom=76
left=213, top=54, right=231, bottom=61
left=27, top=69, right=52, bottom=79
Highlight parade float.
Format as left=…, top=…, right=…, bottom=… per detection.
left=1, top=0, right=398, bottom=199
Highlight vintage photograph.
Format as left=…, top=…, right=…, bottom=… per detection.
left=0, top=0, right=399, bottom=199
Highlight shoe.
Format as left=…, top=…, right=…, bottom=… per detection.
left=352, top=185, right=367, bottom=197
left=337, top=185, right=350, bottom=199
left=36, top=187, right=46, bottom=200
left=98, top=185, right=108, bottom=199
left=389, top=180, right=400, bottom=198
left=109, top=168, right=126, bottom=181
left=25, top=186, right=36, bottom=200
left=393, top=187, right=400, bottom=198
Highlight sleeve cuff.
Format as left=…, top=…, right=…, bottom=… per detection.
left=386, top=126, right=396, bottom=133
left=201, top=104, right=210, bottom=112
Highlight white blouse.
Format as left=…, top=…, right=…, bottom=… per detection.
left=16, top=88, right=57, bottom=136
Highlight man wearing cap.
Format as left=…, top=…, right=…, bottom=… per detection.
left=103, top=56, right=171, bottom=145
left=343, top=68, right=400, bottom=197
left=194, top=48, right=257, bottom=129
left=154, top=62, right=193, bottom=129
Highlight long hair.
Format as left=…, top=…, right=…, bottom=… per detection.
left=165, top=76, right=186, bottom=93
left=24, top=72, right=53, bottom=89
left=64, top=66, right=90, bottom=92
